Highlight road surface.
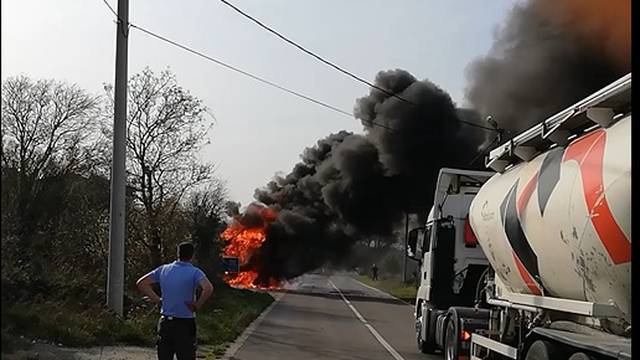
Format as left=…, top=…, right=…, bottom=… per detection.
left=224, top=273, right=440, bottom=360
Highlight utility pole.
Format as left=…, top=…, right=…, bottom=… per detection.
left=402, top=212, right=409, bottom=283
left=106, top=0, right=129, bottom=316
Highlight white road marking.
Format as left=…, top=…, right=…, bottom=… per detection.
left=220, top=291, right=286, bottom=360
left=329, top=279, right=406, bottom=360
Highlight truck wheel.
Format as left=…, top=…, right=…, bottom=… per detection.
left=417, top=303, right=437, bottom=354
left=443, top=317, right=460, bottom=360
left=525, top=340, right=558, bottom=360
left=568, top=352, right=594, bottom=360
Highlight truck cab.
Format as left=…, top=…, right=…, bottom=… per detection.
left=407, top=168, right=493, bottom=356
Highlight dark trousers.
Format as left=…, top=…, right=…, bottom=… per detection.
left=156, top=316, right=197, bottom=360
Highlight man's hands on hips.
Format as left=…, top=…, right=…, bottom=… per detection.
left=186, top=301, right=200, bottom=313
left=143, top=296, right=162, bottom=306
left=137, top=274, right=162, bottom=306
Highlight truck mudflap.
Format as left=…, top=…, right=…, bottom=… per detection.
left=529, top=327, right=631, bottom=360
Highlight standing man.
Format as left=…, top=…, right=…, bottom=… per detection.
left=371, top=263, right=379, bottom=281
left=137, top=242, right=214, bottom=360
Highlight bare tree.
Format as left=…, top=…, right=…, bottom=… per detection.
left=104, top=67, right=214, bottom=266
left=1, top=76, right=100, bottom=236
left=186, top=180, right=229, bottom=285
left=225, top=200, right=241, bottom=217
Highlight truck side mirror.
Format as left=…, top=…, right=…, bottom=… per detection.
left=407, top=227, right=425, bottom=261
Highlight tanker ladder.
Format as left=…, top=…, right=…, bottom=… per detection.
left=486, top=72, right=631, bottom=173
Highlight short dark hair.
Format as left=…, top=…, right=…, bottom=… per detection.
left=177, top=242, right=195, bottom=260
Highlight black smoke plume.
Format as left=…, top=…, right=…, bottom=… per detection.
left=249, top=70, right=489, bottom=282
left=465, top=0, right=630, bottom=134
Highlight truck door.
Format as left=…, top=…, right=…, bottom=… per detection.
left=430, top=220, right=456, bottom=309
left=421, top=224, right=433, bottom=301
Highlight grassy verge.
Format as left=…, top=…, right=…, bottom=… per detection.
left=1, top=287, right=273, bottom=358
left=355, top=275, right=417, bottom=304
left=195, top=287, right=274, bottom=358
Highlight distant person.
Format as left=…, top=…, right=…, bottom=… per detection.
left=371, top=263, right=379, bottom=281
left=136, top=242, right=214, bottom=360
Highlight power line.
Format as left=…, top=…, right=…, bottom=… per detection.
left=98, top=0, right=397, bottom=131
left=458, top=119, right=499, bottom=131
left=100, top=3, right=352, bottom=118
left=98, top=0, right=492, bottom=135
left=216, top=0, right=499, bottom=133
left=468, top=125, right=514, bottom=166
left=217, top=0, right=417, bottom=107
left=131, top=24, right=355, bottom=117
left=468, top=134, right=501, bottom=166
left=129, top=24, right=399, bottom=133
left=101, top=0, right=117, bottom=17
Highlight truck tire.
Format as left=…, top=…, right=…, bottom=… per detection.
left=524, top=340, right=559, bottom=360
left=417, top=302, right=437, bottom=354
left=443, top=316, right=460, bottom=360
left=568, top=352, right=594, bottom=360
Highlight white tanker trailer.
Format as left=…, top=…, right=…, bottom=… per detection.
left=407, top=73, right=631, bottom=360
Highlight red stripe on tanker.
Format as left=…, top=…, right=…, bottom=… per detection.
left=562, top=130, right=631, bottom=265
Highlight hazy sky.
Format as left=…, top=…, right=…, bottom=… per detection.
left=1, top=0, right=519, bottom=206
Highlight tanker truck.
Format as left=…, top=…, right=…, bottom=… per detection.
left=407, top=73, right=631, bottom=360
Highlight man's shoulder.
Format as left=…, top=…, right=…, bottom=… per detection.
left=192, top=266, right=207, bottom=280
left=158, top=262, right=174, bottom=269
left=155, top=262, right=178, bottom=274
left=192, top=266, right=206, bottom=275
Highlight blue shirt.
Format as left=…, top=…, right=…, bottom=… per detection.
left=149, top=261, right=207, bottom=318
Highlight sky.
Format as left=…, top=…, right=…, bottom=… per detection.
left=1, top=0, right=519, bottom=206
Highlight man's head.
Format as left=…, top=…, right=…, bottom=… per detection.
left=177, top=242, right=195, bottom=262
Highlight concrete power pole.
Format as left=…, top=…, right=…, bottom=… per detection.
left=106, top=0, right=129, bottom=316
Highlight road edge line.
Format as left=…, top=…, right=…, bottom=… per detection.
left=329, top=279, right=406, bottom=360
left=351, top=277, right=413, bottom=307
left=219, top=291, right=286, bottom=360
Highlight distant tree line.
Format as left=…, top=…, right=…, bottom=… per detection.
left=328, top=216, right=420, bottom=282
left=1, top=68, right=232, bottom=309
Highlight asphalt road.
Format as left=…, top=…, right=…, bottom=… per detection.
left=224, top=273, right=441, bottom=360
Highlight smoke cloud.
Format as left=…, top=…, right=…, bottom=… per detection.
left=246, top=70, right=489, bottom=283
left=465, top=0, right=630, bottom=133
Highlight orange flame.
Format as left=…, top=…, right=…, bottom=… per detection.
left=224, top=270, right=280, bottom=290
left=221, top=204, right=280, bottom=289
left=222, top=226, right=266, bottom=264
